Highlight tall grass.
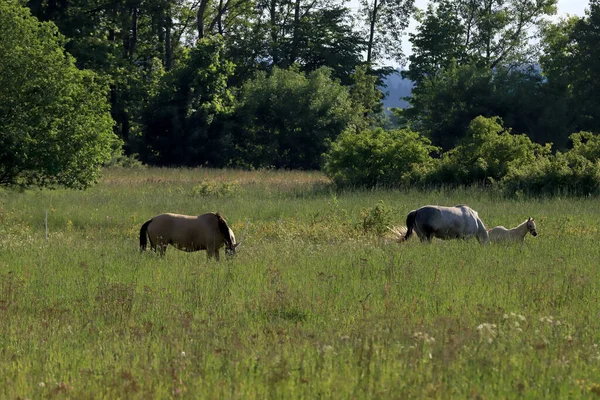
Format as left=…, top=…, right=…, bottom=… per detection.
left=1, top=167, right=600, bottom=398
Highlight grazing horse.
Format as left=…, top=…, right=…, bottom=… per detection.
left=488, top=217, right=537, bottom=243
left=392, top=205, right=489, bottom=244
left=139, top=213, right=239, bottom=260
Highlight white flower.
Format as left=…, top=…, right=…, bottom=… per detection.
left=413, top=331, right=436, bottom=344
left=477, top=323, right=497, bottom=343
left=540, top=316, right=561, bottom=326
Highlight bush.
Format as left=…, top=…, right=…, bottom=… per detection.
left=569, top=131, right=600, bottom=161
left=323, top=127, right=438, bottom=188
left=501, top=132, right=600, bottom=196
left=361, top=201, right=393, bottom=236
left=426, top=116, right=551, bottom=186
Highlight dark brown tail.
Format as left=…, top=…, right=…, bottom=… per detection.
left=140, top=219, right=152, bottom=251
left=404, top=210, right=417, bottom=241
left=215, top=213, right=233, bottom=247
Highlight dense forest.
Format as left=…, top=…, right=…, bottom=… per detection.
left=2, top=0, right=600, bottom=193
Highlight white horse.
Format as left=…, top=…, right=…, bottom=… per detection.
left=488, top=217, right=537, bottom=243
left=391, top=205, right=489, bottom=244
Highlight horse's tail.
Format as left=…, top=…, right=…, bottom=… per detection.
left=404, top=210, right=417, bottom=241
left=215, top=213, right=233, bottom=248
left=140, top=219, right=153, bottom=251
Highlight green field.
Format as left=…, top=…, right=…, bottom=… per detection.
left=1, top=168, right=600, bottom=398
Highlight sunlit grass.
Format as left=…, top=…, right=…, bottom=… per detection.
left=1, top=167, right=600, bottom=398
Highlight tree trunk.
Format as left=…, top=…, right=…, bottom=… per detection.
left=270, top=0, right=279, bottom=66
left=197, top=0, right=210, bottom=39
left=366, top=0, right=378, bottom=65
left=130, top=4, right=138, bottom=60
left=165, top=10, right=173, bottom=71
left=217, top=0, right=224, bottom=34
left=290, top=0, right=301, bottom=65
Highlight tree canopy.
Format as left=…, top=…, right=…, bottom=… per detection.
left=2, top=0, right=600, bottom=193
left=0, top=0, right=118, bottom=189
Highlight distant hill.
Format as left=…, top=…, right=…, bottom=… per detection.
left=381, top=71, right=413, bottom=110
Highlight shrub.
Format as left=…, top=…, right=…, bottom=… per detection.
left=502, top=137, right=600, bottom=197
left=361, top=201, right=393, bottom=236
left=426, top=116, right=551, bottom=186
left=569, top=131, right=600, bottom=161
left=323, top=127, right=438, bottom=188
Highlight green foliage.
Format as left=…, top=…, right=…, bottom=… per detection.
left=191, top=181, right=240, bottom=197
left=570, top=131, right=600, bottom=161
left=540, top=1, right=600, bottom=135
left=502, top=132, right=600, bottom=196
left=358, top=0, right=414, bottom=65
left=361, top=200, right=393, bottom=236
left=404, top=0, right=560, bottom=149
left=348, top=65, right=385, bottom=129
left=403, top=1, right=467, bottom=84
left=0, top=0, right=119, bottom=189
left=138, top=37, right=235, bottom=166
left=232, top=67, right=356, bottom=169
left=405, top=62, right=494, bottom=149
left=323, top=127, right=438, bottom=188
left=427, top=116, right=551, bottom=186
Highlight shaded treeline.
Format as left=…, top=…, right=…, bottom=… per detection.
left=8, top=0, right=600, bottom=175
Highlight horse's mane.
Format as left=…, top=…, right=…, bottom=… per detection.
left=215, top=213, right=234, bottom=247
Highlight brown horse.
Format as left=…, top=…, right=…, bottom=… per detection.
left=139, top=213, right=239, bottom=260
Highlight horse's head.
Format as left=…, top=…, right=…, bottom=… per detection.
left=225, top=228, right=238, bottom=257
left=527, top=217, right=537, bottom=237
left=225, top=219, right=249, bottom=257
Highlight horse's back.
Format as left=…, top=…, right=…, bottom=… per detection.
left=148, top=213, right=222, bottom=251
left=416, top=204, right=482, bottom=239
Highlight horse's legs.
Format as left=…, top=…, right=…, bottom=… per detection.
left=214, top=250, right=220, bottom=262
left=206, top=249, right=218, bottom=261
left=416, top=221, right=434, bottom=243
left=158, top=245, right=167, bottom=257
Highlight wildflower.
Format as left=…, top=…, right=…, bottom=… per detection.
left=540, top=316, right=561, bottom=326
left=413, top=331, right=436, bottom=344
left=181, top=351, right=186, bottom=357
left=322, top=345, right=334, bottom=353
left=39, top=382, right=45, bottom=388
left=477, top=323, right=497, bottom=343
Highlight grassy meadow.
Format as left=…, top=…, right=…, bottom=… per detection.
left=1, top=167, right=600, bottom=398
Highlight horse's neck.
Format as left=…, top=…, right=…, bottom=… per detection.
left=511, top=221, right=529, bottom=237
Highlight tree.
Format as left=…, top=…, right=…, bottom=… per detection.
left=0, top=1, right=118, bottom=188
left=231, top=67, right=356, bottom=169
left=244, top=0, right=364, bottom=82
left=138, top=37, right=235, bottom=167
left=358, top=0, right=414, bottom=67
left=348, top=65, right=385, bottom=129
left=26, top=0, right=195, bottom=149
left=403, top=0, right=559, bottom=148
left=540, top=1, right=600, bottom=138
left=402, top=1, right=467, bottom=84
left=405, top=0, right=558, bottom=78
